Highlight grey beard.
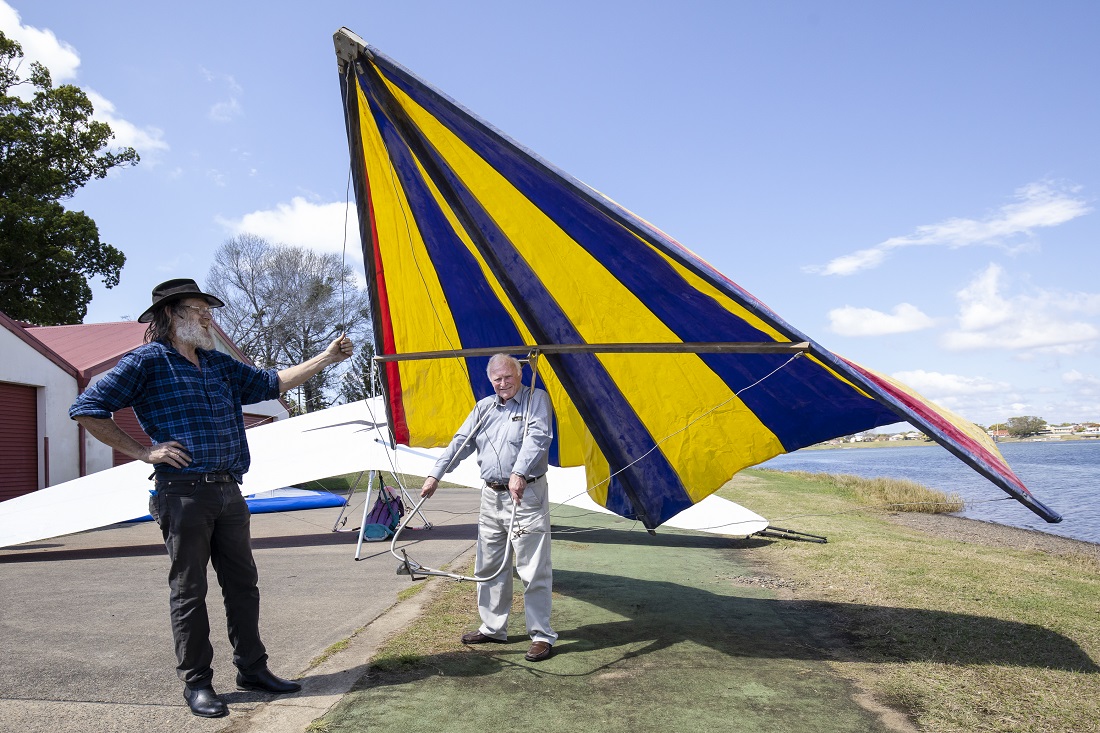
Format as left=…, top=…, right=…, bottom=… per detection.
left=173, top=318, right=215, bottom=351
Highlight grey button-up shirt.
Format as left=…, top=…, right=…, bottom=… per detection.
left=429, top=387, right=553, bottom=483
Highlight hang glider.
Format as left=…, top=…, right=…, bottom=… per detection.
left=333, top=27, right=1061, bottom=528
left=0, top=399, right=764, bottom=549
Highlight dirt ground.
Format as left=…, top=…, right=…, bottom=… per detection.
left=885, top=512, right=1100, bottom=560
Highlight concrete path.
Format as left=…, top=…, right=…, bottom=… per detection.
left=0, top=488, right=480, bottom=733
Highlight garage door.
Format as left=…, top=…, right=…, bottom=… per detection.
left=0, top=382, right=38, bottom=500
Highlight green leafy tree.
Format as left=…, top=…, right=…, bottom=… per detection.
left=339, top=340, right=380, bottom=404
left=0, top=32, right=138, bottom=324
left=1005, top=416, right=1046, bottom=437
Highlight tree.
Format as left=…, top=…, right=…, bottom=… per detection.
left=1005, top=416, right=1046, bottom=437
left=0, top=32, right=138, bottom=324
left=206, top=234, right=373, bottom=413
left=339, top=340, right=381, bottom=404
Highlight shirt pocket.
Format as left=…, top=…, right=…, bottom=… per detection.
left=205, top=375, right=237, bottom=423
left=505, top=417, right=527, bottom=446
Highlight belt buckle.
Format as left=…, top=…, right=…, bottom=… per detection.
left=202, top=474, right=218, bottom=483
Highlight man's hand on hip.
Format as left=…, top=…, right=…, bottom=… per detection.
left=145, top=441, right=191, bottom=468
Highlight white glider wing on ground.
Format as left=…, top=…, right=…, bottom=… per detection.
left=0, top=398, right=767, bottom=548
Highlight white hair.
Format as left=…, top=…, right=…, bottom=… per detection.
left=486, top=353, right=522, bottom=378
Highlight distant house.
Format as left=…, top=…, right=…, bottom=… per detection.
left=0, top=311, right=288, bottom=501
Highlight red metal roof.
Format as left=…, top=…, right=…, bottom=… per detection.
left=27, top=321, right=148, bottom=376
left=25, top=320, right=257, bottom=382
left=0, top=311, right=79, bottom=379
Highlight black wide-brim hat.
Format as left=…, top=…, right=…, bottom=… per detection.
left=137, top=278, right=225, bottom=323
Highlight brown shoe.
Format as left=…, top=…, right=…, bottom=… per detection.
left=525, top=641, right=553, bottom=662
left=461, top=631, right=506, bottom=645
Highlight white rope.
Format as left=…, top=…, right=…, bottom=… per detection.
left=591, top=352, right=804, bottom=497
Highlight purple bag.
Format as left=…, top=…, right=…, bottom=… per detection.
left=363, top=486, right=405, bottom=540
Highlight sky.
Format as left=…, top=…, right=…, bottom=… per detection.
left=3, top=0, right=1099, bottom=429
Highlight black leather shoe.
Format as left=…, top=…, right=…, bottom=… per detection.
left=236, top=668, right=302, bottom=694
left=183, top=686, right=228, bottom=718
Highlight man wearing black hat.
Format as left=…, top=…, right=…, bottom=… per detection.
left=70, top=278, right=354, bottom=718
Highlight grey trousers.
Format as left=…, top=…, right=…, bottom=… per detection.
left=474, top=475, right=557, bottom=645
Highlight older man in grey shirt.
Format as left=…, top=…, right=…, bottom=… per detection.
left=420, top=353, right=557, bottom=662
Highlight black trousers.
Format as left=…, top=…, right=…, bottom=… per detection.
left=150, top=480, right=268, bottom=689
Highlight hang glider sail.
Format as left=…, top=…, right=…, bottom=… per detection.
left=333, top=27, right=1061, bottom=528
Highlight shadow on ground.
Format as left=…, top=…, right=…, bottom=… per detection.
left=355, top=565, right=1096, bottom=696
left=317, top=515, right=1099, bottom=733
left=0, top=521, right=479, bottom=563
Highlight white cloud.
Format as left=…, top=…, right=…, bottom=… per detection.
left=207, top=169, right=228, bottom=188
left=202, top=68, right=243, bottom=122
left=827, top=303, right=935, bottom=336
left=0, top=1, right=79, bottom=83
left=941, top=263, right=1100, bottom=353
left=209, top=97, right=242, bottom=123
left=887, top=374, right=1030, bottom=426
left=85, top=90, right=169, bottom=160
left=0, top=3, right=169, bottom=160
left=806, top=181, right=1091, bottom=276
left=218, top=196, right=363, bottom=263
left=1062, top=370, right=1100, bottom=398
left=892, top=369, right=1009, bottom=396
left=1063, top=369, right=1100, bottom=385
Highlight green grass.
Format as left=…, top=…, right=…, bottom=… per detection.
left=310, top=468, right=1098, bottom=733
left=728, top=469, right=1100, bottom=733
left=301, top=471, right=464, bottom=494
left=763, top=469, right=965, bottom=514
left=365, top=562, right=481, bottom=675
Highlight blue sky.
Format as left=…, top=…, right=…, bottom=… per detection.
left=4, top=1, right=1099, bottom=428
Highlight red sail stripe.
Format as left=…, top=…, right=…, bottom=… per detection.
left=362, top=156, right=409, bottom=444
left=848, top=362, right=1030, bottom=496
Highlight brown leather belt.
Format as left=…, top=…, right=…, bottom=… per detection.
left=486, top=474, right=544, bottom=491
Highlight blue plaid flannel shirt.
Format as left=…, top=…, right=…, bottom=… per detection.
left=69, top=341, right=280, bottom=481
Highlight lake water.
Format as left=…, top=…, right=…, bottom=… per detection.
left=760, top=440, right=1099, bottom=545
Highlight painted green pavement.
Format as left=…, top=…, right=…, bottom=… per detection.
left=317, top=516, right=894, bottom=732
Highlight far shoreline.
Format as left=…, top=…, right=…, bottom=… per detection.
left=803, top=436, right=1100, bottom=450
